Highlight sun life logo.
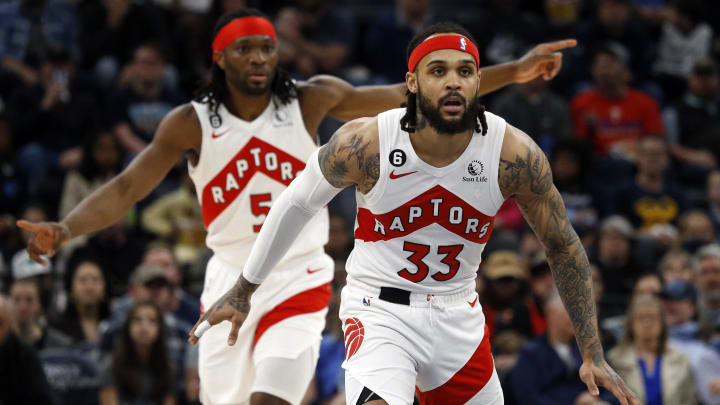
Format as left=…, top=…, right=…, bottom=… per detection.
left=463, top=160, right=488, bottom=183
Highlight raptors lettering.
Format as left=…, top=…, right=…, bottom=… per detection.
left=201, top=137, right=305, bottom=227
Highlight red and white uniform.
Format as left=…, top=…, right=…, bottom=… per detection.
left=341, top=108, right=507, bottom=404
left=189, top=98, right=333, bottom=404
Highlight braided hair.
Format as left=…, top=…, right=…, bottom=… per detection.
left=193, top=8, right=298, bottom=115
left=400, top=22, right=488, bottom=135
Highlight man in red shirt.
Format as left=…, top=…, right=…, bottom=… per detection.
left=571, top=42, right=664, bottom=160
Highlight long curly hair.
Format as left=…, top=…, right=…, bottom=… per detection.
left=192, top=8, right=298, bottom=115
left=400, top=22, right=488, bottom=135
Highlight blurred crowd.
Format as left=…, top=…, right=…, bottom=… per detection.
left=1, top=0, right=720, bottom=404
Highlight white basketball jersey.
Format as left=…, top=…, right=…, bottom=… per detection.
left=189, top=98, right=328, bottom=267
left=347, top=108, right=507, bottom=293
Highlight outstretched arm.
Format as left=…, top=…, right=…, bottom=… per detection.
left=304, top=39, right=577, bottom=123
left=17, top=105, right=199, bottom=264
left=498, top=124, right=639, bottom=405
left=189, top=117, right=380, bottom=345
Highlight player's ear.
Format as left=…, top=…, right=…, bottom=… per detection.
left=476, top=68, right=482, bottom=92
left=215, top=51, right=226, bottom=70
left=406, top=71, right=418, bottom=94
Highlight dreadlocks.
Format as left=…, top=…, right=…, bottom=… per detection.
left=400, top=22, right=488, bottom=135
left=193, top=8, right=298, bottom=115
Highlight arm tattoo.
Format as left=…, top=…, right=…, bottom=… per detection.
left=318, top=130, right=380, bottom=193
left=503, top=140, right=604, bottom=363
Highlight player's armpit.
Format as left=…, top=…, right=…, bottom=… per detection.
left=318, top=117, right=380, bottom=194
left=499, top=125, right=603, bottom=363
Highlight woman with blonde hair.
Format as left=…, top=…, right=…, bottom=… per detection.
left=608, top=294, right=697, bottom=404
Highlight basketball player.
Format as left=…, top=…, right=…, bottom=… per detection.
left=191, top=22, right=641, bottom=405
left=18, top=9, right=576, bottom=405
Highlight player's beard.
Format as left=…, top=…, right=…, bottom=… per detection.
left=226, top=66, right=273, bottom=96
left=417, top=86, right=480, bottom=135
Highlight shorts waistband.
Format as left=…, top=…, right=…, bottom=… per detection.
left=346, top=276, right=476, bottom=307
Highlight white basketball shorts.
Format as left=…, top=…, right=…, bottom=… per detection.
left=198, top=249, right=334, bottom=404
left=339, top=278, right=503, bottom=405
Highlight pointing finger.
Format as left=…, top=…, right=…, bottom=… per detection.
left=537, top=39, right=577, bottom=53
left=26, top=247, right=47, bottom=266
left=16, top=220, right=42, bottom=233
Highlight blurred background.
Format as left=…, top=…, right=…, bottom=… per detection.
left=1, top=0, right=720, bottom=404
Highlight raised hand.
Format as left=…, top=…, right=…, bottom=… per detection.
left=188, top=276, right=258, bottom=346
left=16, top=220, right=71, bottom=265
left=579, top=359, right=641, bottom=405
left=514, top=39, right=577, bottom=83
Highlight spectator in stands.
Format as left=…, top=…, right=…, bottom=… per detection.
left=0, top=295, right=54, bottom=405
left=100, top=301, right=175, bottom=405
left=59, top=130, right=123, bottom=220
left=275, top=0, right=356, bottom=78
left=633, top=273, right=663, bottom=297
left=548, top=139, right=599, bottom=232
left=72, top=217, right=150, bottom=296
left=0, top=115, right=26, bottom=217
left=663, top=58, right=720, bottom=171
left=9, top=278, right=70, bottom=350
left=660, top=279, right=720, bottom=403
left=608, top=294, right=697, bottom=404
left=325, top=213, right=353, bottom=262
left=480, top=251, right=530, bottom=340
left=652, top=0, right=713, bottom=102
left=510, top=253, right=553, bottom=339
left=51, top=257, right=110, bottom=345
left=694, top=244, right=720, bottom=328
left=77, top=0, right=170, bottom=88
left=8, top=46, right=105, bottom=197
left=592, top=216, right=643, bottom=317
left=100, top=263, right=190, bottom=397
left=658, top=249, right=694, bottom=283
left=492, top=331, right=527, bottom=384
left=678, top=211, right=716, bottom=253
left=111, top=42, right=184, bottom=155
left=610, top=136, right=689, bottom=230
left=364, top=0, right=434, bottom=83
left=141, top=175, right=205, bottom=265
left=493, top=76, right=572, bottom=151
left=507, top=292, right=617, bottom=405
left=575, top=0, right=655, bottom=85
left=708, top=170, right=720, bottom=237
left=140, top=242, right=200, bottom=327
left=0, top=0, right=77, bottom=95
left=571, top=43, right=664, bottom=162
left=661, top=280, right=700, bottom=341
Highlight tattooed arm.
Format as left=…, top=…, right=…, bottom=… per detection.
left=498, top=124, right=639, bottom=405
left=189, top=118, right=380, bottom=346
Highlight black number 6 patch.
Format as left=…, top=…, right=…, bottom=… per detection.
left=389, top=149, right=407, bottom=167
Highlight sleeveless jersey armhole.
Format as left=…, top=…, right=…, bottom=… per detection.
left=487, top=112, right=507, bottom=212
left=188, top=101, right=211, bottom=177
left=358, top=114, right=391, bottom=206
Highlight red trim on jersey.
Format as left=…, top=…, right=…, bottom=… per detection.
left=252, top=283, right=331, bottom=347
left=212, top=17, right=276, bottom=61
left=201, top=136, right=306, bottom=227
left=354, top=185, right=495, bottom=243
left=415, top=324, right=494, bottom=405
left=408, top=34, right=480, bottom=72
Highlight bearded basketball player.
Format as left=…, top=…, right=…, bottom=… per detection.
left=20, top=10, right=576, bottom=405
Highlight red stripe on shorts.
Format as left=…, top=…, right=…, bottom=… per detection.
left=415, top=324, right=494, bottom=405
left=253, top=283, right=331, bottom=347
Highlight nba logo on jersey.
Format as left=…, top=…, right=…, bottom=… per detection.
left=460, top=37, right=467, bottom=50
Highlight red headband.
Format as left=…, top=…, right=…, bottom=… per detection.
left=408, top=34, right=480, bottom=73
left=212, top=16, right=276, bottom=61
